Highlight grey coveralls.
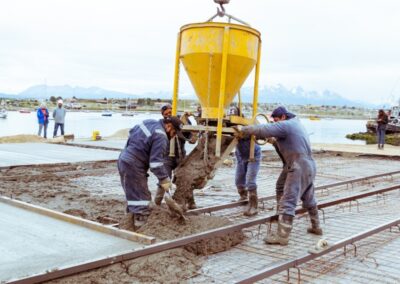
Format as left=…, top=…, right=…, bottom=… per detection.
left=243, top=118, right=317, bottom=216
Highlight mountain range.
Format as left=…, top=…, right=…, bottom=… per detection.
left=1, top=84, right=374, bottom=108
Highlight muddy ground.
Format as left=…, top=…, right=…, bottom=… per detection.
left=2, top=150, right=400, bottom=282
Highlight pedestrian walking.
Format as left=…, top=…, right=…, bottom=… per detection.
left=377, top=109, right=388, bottom=149
left=53, top=99, right=66, bottom=137
left=37, top=102, right=49, bottom=138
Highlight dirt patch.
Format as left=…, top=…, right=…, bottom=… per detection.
left=0, top=161, right=126, bottom=223
left=0, top=134, right=46, bottom=143
left=108, top=128, right=129, bottom=139
left=47, top=248, right=202, bottom=284
left=173, top=135, right=234, bottom=208
left=132, top=207, right=244, bottom=255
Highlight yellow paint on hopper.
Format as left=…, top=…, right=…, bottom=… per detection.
left=180, top=22, right=261, bottom=119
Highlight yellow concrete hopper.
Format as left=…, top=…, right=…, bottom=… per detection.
left=179, top=22, right=261, bottom=119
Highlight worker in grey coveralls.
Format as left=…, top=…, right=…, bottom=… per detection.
left=118, top=116, right=185, bottom=226
left=229, top=106, right=261, bottom=216
left=234, top=106, right=323, bottom=245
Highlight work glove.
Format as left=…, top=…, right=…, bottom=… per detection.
left=159, top=178, right=172, bottom=192
left=232, top=125, right=245, bottom=139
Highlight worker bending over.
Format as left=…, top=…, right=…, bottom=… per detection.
left=155, top=104, right=197, bottom=208
left=118, top=116, right=184, bottom=227
left=234, top=106, right=323, bottom=245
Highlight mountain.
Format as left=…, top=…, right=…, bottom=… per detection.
left=17, top=85, right=138, bottom=100
left=4, top=84, right=375, bottom=107
left=239, top=85, right=374, bottom=108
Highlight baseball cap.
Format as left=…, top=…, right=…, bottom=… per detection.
left=271, top=106, right=296, bottom=119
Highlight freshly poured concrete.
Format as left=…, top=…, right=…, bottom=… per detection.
left=0, top=143, right=119, bottom=167
left=0, top=201, right=141, bottom=282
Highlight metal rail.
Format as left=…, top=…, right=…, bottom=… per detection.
left=187, top=170, right=400, bottom=215
left=236, top=218, right=400, bottom=284
left=9, top=183, right=400, bottom=284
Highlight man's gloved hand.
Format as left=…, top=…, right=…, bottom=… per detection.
left=232, top=125, right=245, bottom=139
left=266, top=137, right=277, bottom=144
left=159, top=179, right=172, bottom=192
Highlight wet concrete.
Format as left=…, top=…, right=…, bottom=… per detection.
left=0, top=143, right=119, bottom=167
left=0, top=201, right=141, bottom=283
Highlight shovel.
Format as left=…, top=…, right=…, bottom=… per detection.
left=164, top=188, right=187, bottom=221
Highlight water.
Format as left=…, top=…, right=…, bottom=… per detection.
left=0, top=111, right=367, bottom=144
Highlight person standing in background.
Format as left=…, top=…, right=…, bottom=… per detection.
left=37, top=102, right=49, bottom=138
left=53, top=99, right=66, bottom=137
left=376, top=109, right=388, bottom=149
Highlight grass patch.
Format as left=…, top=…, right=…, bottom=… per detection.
left=346, top=132, right=400, bottom=146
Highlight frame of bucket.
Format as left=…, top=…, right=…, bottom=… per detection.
left=171, top=22, right=262, bottom=157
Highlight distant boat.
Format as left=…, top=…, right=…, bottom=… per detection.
left=121, top=111, right=136, bottom=117
left=19, top=109, right=31, bottom=113
left=309, top=115, right=321, bottom=121
left=0, top=109, right=7, bottom=119
left=101, top=110, right=113, bottom=117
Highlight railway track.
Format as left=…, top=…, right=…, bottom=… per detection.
left=9, top=180, right=400, bottom=284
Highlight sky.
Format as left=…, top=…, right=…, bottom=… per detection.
left=1, top=0, right=400, bottom=104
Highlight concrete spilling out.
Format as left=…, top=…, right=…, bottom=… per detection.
left=173, top=135, right=234, bottom=208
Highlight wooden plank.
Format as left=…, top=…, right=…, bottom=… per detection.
left=0, top=196, right=155, bottom=245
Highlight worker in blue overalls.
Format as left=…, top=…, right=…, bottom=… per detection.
left=118, top=116, right=185, bottom=227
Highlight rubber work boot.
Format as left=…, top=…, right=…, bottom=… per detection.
left=264, top=214, right=293, bottom=245
left=307, top=207, right=323, bottom=235
left=133, top=214, right=148, bottom=230
left=237, top=187, right=248, bottom=201
left=243, top=190, right=258, bottom=216
left=154, top=186, right=165, bottom=206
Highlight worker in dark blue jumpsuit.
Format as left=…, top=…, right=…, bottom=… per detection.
left=155, top=103, right=197, bottom=209
left=229, top=106, right=262, bottom=216
left=118, top=116, right=184, bottom=227
left=235, top=106, right=323, bottom=245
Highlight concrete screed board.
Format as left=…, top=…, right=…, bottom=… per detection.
left=0, top=143, right=119, bottom=167
left=0, top=201, right=141, bottom=282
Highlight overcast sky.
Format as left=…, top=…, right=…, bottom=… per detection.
left=1, top=0, right=400, bottom=104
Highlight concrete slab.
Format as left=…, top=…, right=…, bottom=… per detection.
left=0, top=201, right=141, bottom=282
left=71, top=138, right=127, bottom=149
left=312, top=143, right=400, bottom=156
left=0, top=143, right=119, bottom=167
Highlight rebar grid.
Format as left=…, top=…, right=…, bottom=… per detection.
left=189, top=191, right=400, bottom=283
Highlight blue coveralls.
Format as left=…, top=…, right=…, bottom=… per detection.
left=243, top=118, right=317, bottom=216
left=235, top=138, right=261, bottom=192
left=118, top=119, right=170, bottom=215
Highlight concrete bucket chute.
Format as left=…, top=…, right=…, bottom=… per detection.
left=171, top=0, right=262, bottom=158
left=179, top=23, right=260, bottom=119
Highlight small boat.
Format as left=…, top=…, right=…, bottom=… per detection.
left=121, top=111, right=136, bottom=117
left=101, top=111, right=113, bottom=117
left=19, top=109, right=31, bottom=113
left=309, top=115, right=321, bottom=121
left=0, top=109, right=7, bottom=119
